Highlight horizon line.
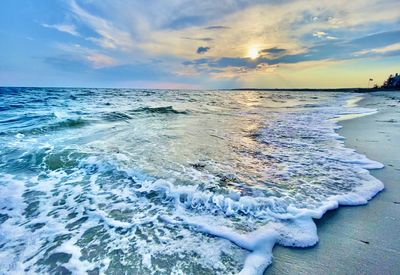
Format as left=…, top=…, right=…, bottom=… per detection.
left=0, top=85, right=381, bottom=92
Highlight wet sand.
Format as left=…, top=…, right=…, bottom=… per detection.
left=266, top=92, right=400, bottom=274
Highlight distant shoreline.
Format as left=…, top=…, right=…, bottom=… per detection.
left=0, top=86, right=399, bottom=92
left=226, top=87, right=400, bottom=93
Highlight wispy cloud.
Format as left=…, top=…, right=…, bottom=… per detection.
left=205, top=25, right=230, bottom=30
left=86, top=53, right=117, bottom=69
left=42, top=23, right=80, bottom=36
left=182, top=37, right=213, bottom=42
left=354, top=42, right=400, bottom=56
left=54, top=43, right=118, bottom=69
left=261, top=47, right=287, bottom=54
left=313, top=31, right=337, bottom=40
left=69, top=0, right=134, bottom=50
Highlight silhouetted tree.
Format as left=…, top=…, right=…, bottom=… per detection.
left=382, top=73, right=400, bottom=89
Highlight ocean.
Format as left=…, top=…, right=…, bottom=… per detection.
left=0, top=88, right=384, bottom=274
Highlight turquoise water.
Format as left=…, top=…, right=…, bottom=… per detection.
left=0, top=88, right=383, bottom=274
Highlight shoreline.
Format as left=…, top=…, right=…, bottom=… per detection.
left=266, top=92, right=400, bottom=274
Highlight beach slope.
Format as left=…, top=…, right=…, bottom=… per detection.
left=266, top=91, right=400, bottom=275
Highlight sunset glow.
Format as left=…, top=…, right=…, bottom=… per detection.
left=249, top=47, right=259, bottom=60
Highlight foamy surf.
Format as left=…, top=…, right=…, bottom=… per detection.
left=0, top=88, right=384, bottom=274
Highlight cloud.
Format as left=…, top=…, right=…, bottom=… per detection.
left=197, top=46, right=210, bottom=54
left=68, top=0, right=134, bottom=50
left=349, top=30, right=400, bottom=49
left=53, top=43, right=118, bottom=69
left=86, top=53, right=117, bottom=68
left=182, top=58, right=208, bottom=66
left=354, top=42, right=400, bottom=56
left=164, top=15, right=207, bottom=30
left=261, top=47, right=287, bottom=54
left=53, top=0, right=400, bottom=62
left=205, top=25, right=230, bottom=30
left=26, top=0, right=400, bottom=86
left=182, top=37, right=213, bottom=42
left=313, top=31, right=327, bottom=38
left=42, top=23, right=80, bottom=36
left=182, top=29, right=400, bottom=79
left=313, top=31, right=337, bottom=40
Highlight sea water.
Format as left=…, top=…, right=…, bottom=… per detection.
left=0, top=88, right=383, bottom=274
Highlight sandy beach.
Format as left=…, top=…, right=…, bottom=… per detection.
left=267, top=91, right=400, bottom=274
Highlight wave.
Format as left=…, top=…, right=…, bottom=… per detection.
left=74, top=143, right=384, bottom=274
left=101, top=111, right=132, bottom=121
left=101, top=107, right=187, bottom=122
left=0, top=117, right=89, bottom=136
left=0, top=113, right=54, bottom=125
left=0, top=106, right=12, bottom=112
left=129, top=106, right=189, bottom=115
left=32, top=117, right=89, bottom=133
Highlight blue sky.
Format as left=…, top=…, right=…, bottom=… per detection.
left=0, top=0, right=399, bottom=88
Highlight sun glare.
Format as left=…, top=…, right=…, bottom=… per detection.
left=249, top=47, right=259, bottom=59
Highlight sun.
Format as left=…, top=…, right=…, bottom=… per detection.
left=249, top=47, right=259, bottom=59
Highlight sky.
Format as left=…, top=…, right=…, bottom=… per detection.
left=0, top=0, right=399, bottom=89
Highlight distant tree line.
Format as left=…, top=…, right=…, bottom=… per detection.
left=381, top=73, right=400, bottom=89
